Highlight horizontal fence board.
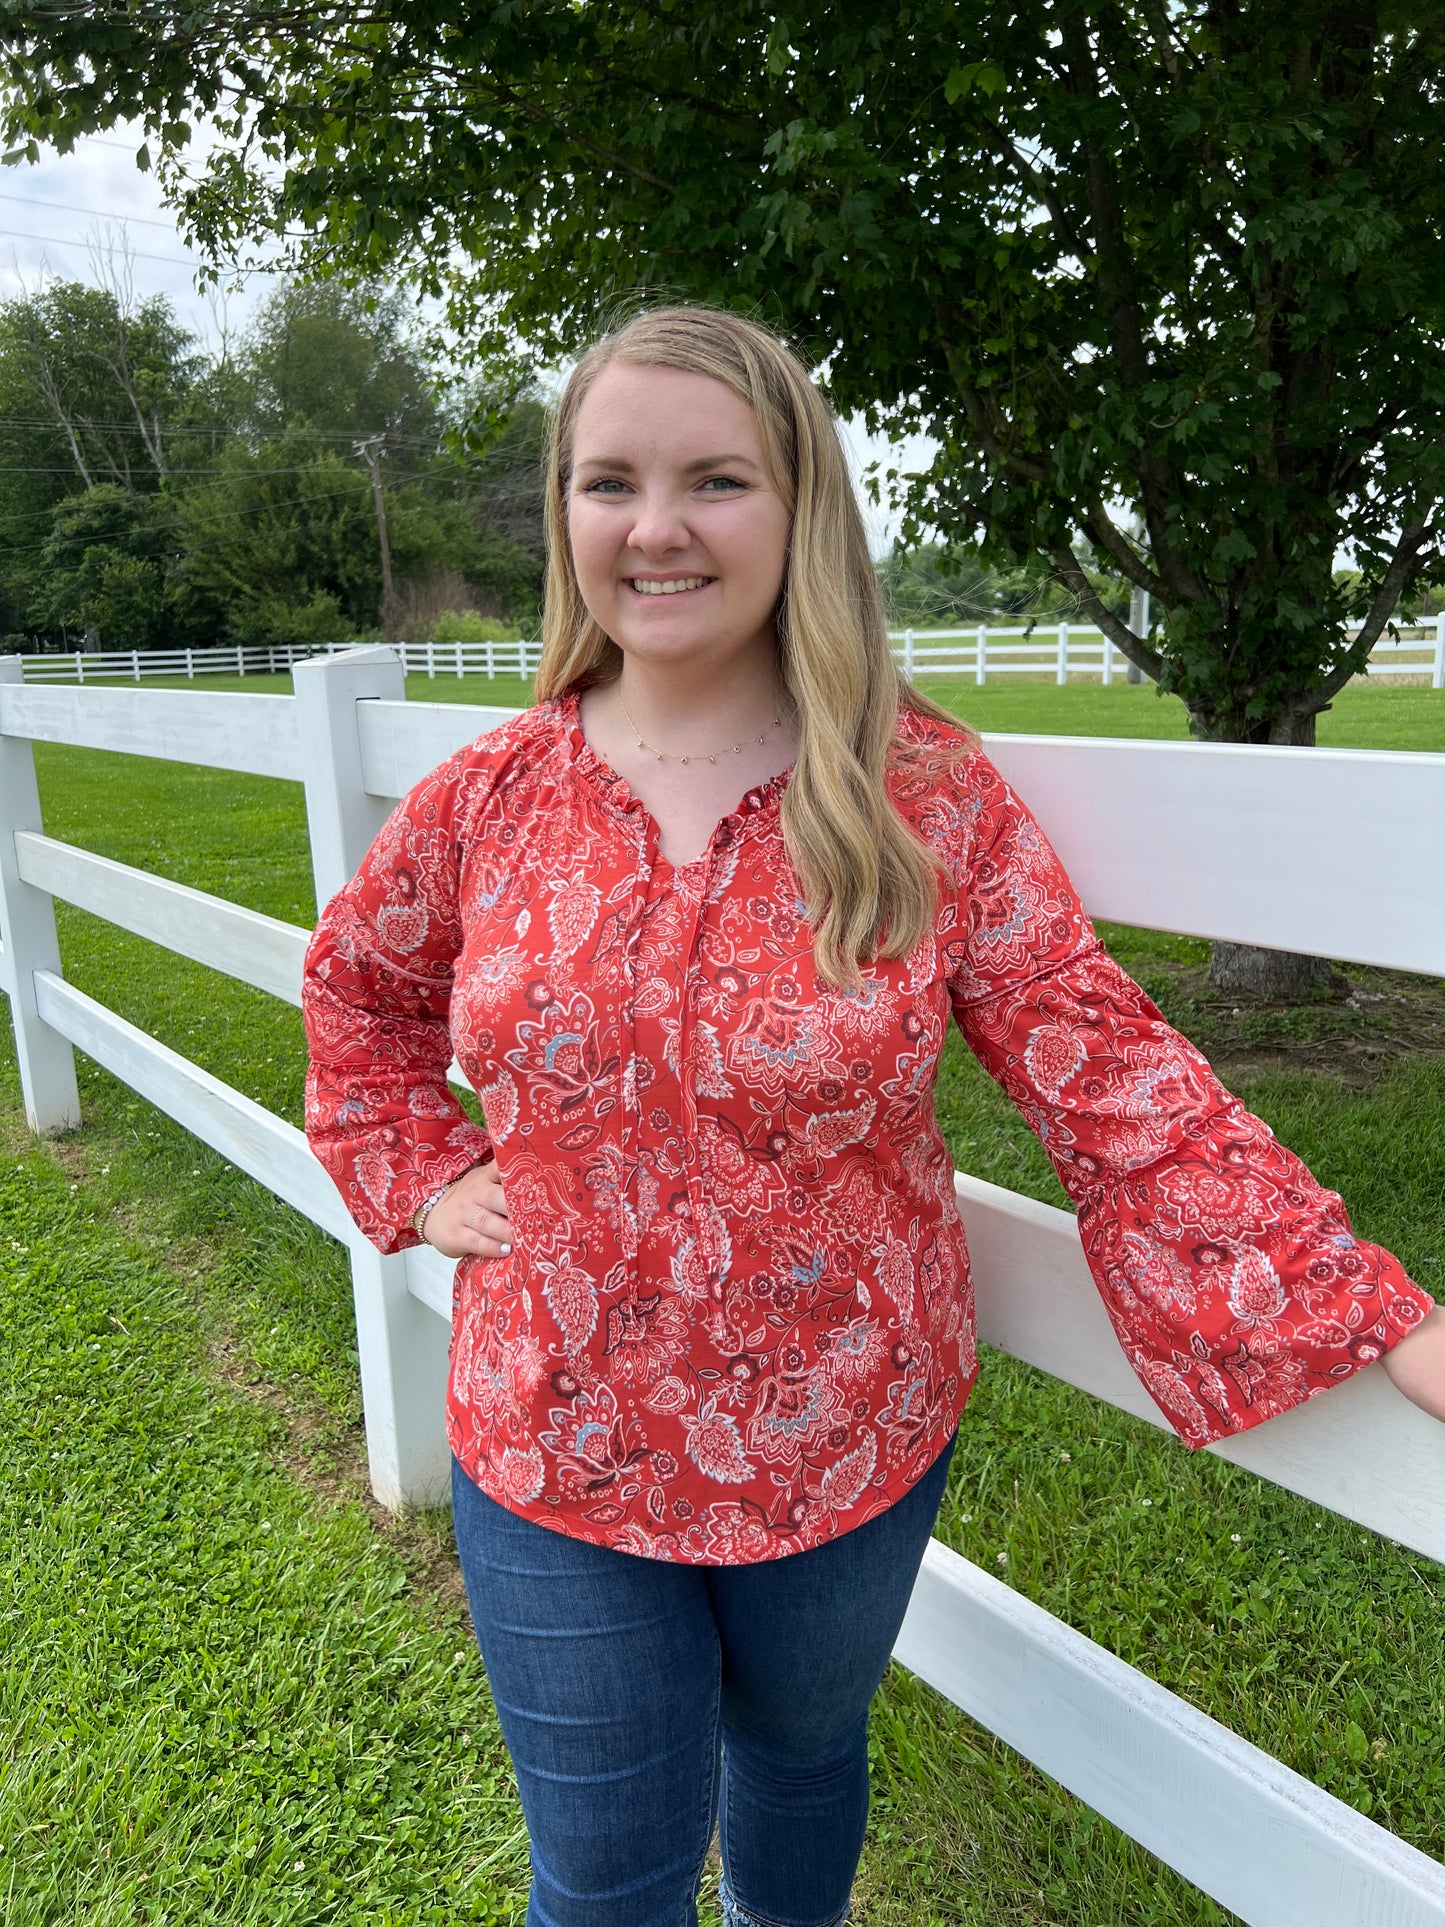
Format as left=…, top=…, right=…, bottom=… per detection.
left=356, top=697, right=519, bottom=799
left=17, top=834, right=309, bottom=1006
left=956, top=1172, right=1445, bottom=1566
left=0, top=681, right=303, bottom=781
left=351, top=698, right=1445, bottom=973
left=405, top=1243, right=456, bottom=1319
left=894, top=1539, right=1445, bottom=1927
left=983, top=734, right=1445, bottom=975
left=33, top=972, right=352, bottom=1244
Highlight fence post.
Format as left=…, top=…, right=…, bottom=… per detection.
left=976, top=624, right=988, bottom=687
left=185, top=648, right=194, bottom=680
left=0, top=658, right=82, bottom=1134
left=1435, top=612, right=1444, bottom=690
left=131, top=649, right=140, bottom=684
left=902, top=629, right=915, bottom=680
left=486, top=639, right=495, bottom=680
left=1102, top=637, right=1114, bottom=686
left=426, top=639, right=436, bottom=681
left=75, top=651, right=84, bottom=686
left=292, top=646, right=452, bottom=1510
left=1057, top=621, right=1070, bottom=686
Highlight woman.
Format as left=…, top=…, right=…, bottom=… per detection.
left=302, top=305, right=1443, bottom=1927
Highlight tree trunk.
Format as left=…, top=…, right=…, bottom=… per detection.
left=1196, top=704, right=1350, bottom=1002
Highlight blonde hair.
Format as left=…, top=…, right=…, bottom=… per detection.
left=536, top=303, right=971, bottom=987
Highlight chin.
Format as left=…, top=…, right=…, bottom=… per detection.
left=615, top=625, right=724, bottom=665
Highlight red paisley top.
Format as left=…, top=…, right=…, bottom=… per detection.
left=301, top=690, right=1433, bottom=1563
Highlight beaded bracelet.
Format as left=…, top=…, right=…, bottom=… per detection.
left=410, top=1167, right=478, bottom=1241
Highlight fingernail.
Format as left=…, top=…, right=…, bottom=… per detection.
left=498, top=1243, right=511, bottom=1255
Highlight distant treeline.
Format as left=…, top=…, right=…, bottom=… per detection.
left=0, top=277, right=547, bottom=653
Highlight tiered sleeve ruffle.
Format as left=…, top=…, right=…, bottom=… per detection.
left=302, top=749, right=493, bottom=1254
left=939, top=749, right=1435, bottom=1447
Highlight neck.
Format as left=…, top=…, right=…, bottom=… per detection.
left=612, top=645, right=786, bottom=745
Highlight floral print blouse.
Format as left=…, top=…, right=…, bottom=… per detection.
left=301, top=690, right=1433, bottom=1563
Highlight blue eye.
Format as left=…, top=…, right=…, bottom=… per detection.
left=699, top=476, right=746, bottom=493
left=582, top=478, right=629, bottom=495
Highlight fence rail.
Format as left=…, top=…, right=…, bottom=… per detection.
left=0, top=648, right=1442, bottom=1925
left=885, top=616, right=1445, bottom=688
left=18, top=617, right=1445, bottom=689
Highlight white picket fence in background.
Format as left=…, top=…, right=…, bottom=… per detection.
left=890, top=616, right=1445, bottom=688
left=20, top=641, right=325, bottom=684
left=17, top=615, right=1445, bottom=689
left=0, top=647, right=1442, bottom=1924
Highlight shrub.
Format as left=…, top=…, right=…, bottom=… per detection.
left=430, top=609, right=519, bottom=644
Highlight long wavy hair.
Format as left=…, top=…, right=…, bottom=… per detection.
left=535, top=303, right=971, bottom=987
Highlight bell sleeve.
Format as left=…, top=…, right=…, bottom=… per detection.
left=940, top=749, right=1435, bottom=1448
left=302, top=748, right=494, bottom=1254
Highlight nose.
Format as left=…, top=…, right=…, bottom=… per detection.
left=625, top=487, right=691, bottom=559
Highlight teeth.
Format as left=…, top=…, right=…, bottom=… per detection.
left=632, top=577, right=710, bottom=594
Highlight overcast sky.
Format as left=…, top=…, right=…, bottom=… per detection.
left=1, top=128, right=938, bottom=557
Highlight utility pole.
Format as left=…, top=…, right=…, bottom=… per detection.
left=1126, top=509, right=1150, bottom=683
left=356, top=433, right=396, bottom=639
left=1126, top=585, right=1149, bottom=683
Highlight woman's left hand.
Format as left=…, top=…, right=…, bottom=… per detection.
left=1381, top=1304, right=1445, bottom=1421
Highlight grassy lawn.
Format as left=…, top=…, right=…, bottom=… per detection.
left=1, top=670, right=1441, bottom=1924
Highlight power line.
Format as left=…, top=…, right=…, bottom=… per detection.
left=0, top=462, right=452, bottom=536
left=0, top=223, right=286, bottom=273
left=0, top=416, right=447, bottom=446
left=0, top=480, right=389, bottom=560
left=0, top=191, right=191, bottom=233
left=0, top=463, right=432, bottom=476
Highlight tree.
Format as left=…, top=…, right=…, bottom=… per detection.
left=14, top=7, right=1439, bottom=988
left=0, top=280, right=207, bottom=642
left=0, top=270, right=545, bottom=646
left=0, top=281, right=203, bottom=493
left=878, top=542, right=1127, bottom=627
left=173, top=429, right=380, bottom=643
left=237, top=279, right=442, bottom=447
left=34, top=485, right=178, bottom=651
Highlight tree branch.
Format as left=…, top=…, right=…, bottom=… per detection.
left=1078, top=501, right=1170, bottom=600
left=951, top=373, right=1051, bottom=484
left=1332, top=517, right=1436, bottom=691
left=1048, top=543, right=1166, bottom=681
left=27, top=346, right=95, bottom=490
left=976, top=118, right=1089, bottom=260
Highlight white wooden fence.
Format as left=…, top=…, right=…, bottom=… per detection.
left=21, top=642, right=327, bottom=683
left=20, top=616, right=1445, bottom=688
left=0, top=647, right=1441, bottom=1924
left=888, top=615, right=1445, bottom=688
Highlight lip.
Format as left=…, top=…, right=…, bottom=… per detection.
left=624, top=581, right=720, bottom=605
left=624, top=575, right=717, bottom=597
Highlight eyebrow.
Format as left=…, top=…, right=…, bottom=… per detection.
left=573, top=452, right=763, bottom=475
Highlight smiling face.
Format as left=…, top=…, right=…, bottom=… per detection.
left=566, top=361, right=793, bottom=681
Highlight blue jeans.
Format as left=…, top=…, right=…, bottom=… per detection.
left=451, top=1432, right=956, bottom=1927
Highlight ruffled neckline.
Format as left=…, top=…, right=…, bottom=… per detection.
left=557, top=686, right=794, bottom=849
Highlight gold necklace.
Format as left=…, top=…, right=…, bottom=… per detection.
left=616, top=690, right=784, bottom=767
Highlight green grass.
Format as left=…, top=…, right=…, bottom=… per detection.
left=2, top=669, right=1442, bottom=1924
left=0, top=1143, right=528, bottom=1926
